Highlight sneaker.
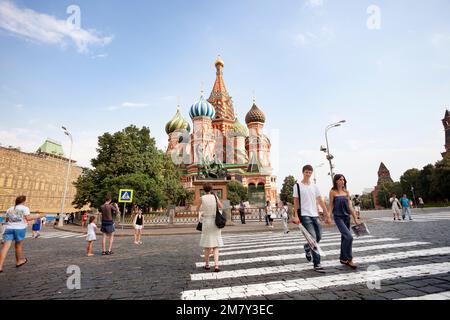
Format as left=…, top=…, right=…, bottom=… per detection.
left=134, top=241, right=139, bottom=245
left=305, top=249, right=312, bottom=262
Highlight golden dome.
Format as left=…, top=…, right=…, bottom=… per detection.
left=215, top=55, right=224, bottom=67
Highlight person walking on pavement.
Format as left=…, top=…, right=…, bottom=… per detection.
left=133, top=207, right=144, bottom=245
left=418, top=197, right=425, bottom=210
left=99, top=195, right=119, bottom=255
left=400, top=194, right=413, bottom=221
left=293, top=165, right=331, bottom=273
left=280, top=201, right=290, bottom=234
left=81, top=211, right=88, bottom=229
left=31, top=211, right=41, bottom=238
left=390, top=194, right=402, bottom=221
left=198, top=183, right=223, bottom=272
left=0, top=196, right=42, bottom=273
left=265, top=201, right=274, bottom=228
left=239, top=201, right=246, bottom=224
left=329, top=174, right=361, bottom=269
left=86, top=216, right=97, bottom=256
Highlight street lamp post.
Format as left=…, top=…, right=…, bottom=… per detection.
left=59, top=126, right=73, bottom=227
left=411, top=186, right=417, bottom=208
left=314, top=163, right=325, bottom=184
left=321, top=120, right=346, bottom=184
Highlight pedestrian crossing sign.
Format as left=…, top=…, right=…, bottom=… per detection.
left=118, top=189, right=133, bottom=203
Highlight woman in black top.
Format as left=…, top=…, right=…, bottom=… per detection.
left=133, top=207, right=144, bottom=245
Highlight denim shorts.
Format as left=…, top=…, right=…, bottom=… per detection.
left=3, top=228, right=27, bottom=241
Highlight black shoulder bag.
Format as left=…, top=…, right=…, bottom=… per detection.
left=214, top=194, right=226, bottom=229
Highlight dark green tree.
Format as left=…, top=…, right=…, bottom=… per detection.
left=227, top=181, right=248, bottom=206
left=280, top=175, right=296, bottom=204
left=72, top=125, right=189, bottom=210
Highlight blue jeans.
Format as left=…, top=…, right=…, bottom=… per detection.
left=334, top=214, right=353, bottom=261
left=301, top=216, right=322, bottom=266
left=402, top=207, right=412, bottom=220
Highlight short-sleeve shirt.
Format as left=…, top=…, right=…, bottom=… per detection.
left=400, top=198, right=409, bottom=208
left=293, top=182, right=321, bottom=217
left=5, top=204, right=30, bottom=230
left=99, top=204, right=117, bottom=221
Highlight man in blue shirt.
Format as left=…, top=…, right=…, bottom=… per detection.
left=400, top=195, right=413, bottom=221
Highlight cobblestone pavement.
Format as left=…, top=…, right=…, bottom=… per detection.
left=0, top=208, right=449, bottom=300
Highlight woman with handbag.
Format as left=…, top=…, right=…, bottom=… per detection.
left=328, top=174, right=361, bottom=269
left=198, top=183, right=223, bottom=272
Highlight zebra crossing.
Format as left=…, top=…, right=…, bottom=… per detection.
left=182, top=230, right=450, bottom=300
left=26, top=230, right=86, bottom=239
left=373, top=212, right=450, bottom=223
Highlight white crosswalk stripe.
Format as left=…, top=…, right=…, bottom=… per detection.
left=201, top=238, right=399, bottom=257
left=373, top=213, right=450, bottom=223
left=26, top=231, right=85, bottom=239
left=184, top=229, right=450, bottom=300
left=182, top=262, right=450, bottom=300
left=396, top=291, right=450, bottom=300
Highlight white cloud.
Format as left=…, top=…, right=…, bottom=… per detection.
left=160, top=95, right=176, bottom=101
left=14, top=103, right=24, bottom=110
left=91, top=53, right=108, bottom=59
left=106, top=102, right=149, bottom=111
left=431, top=33, right=450, bottom=47
left=292, top=26, right=335, bottom=47
left=0, top=0, right=113, bottom=53
left=305, top=0, right=324, bottom=8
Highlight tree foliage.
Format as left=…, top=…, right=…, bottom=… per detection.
left=374, top=156, right=450, bottom=208
left=227, top=180, right=248, bottom=206
left=280, top=175, right=296, bottom=204
left=72, top=125, right=191, bottom=210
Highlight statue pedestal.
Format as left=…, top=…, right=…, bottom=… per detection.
left=222, top=200, right=234, bottom=226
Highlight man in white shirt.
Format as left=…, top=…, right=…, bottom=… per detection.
left=293, top=165, right=331, bottom=272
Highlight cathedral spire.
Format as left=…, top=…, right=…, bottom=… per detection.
left=208, top=55, right=235, bottom=120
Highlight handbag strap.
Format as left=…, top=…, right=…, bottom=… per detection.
left=296, top=182, right=302, bottom=217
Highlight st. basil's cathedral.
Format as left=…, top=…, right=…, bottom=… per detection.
left=164, top=57, right=277, bottom=206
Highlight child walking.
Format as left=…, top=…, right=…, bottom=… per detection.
left=86, top=216, right=97, bottom=256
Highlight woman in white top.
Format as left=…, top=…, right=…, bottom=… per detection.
left=390, top=194, right=402, bottom=221
left=279, top=201, right=290, bottom=234
left=0, top=195, right=41, bottom=273
left=198, top=183, right=223, bottom=272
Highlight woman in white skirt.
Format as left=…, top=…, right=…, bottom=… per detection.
left=198, top=183, right=223, bottom=272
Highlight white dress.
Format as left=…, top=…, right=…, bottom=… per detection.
left=86, top=223, right=97, bottom=241
left=199, top=194, right=223, bottom=248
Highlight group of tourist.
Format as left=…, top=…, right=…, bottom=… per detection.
left=390, top=194, right=415, bottom=221
left=196, top=164, right=363, bottom=273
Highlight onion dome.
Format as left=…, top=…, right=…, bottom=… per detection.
left=245, top=102, right=266, bottom=125
left=215, top=55, right=224, bottom=68
left=229, top=118, right=249, bottom=137
left=189, top=95, right=216, bottom=119
left=165, top=109, right=190, bottom=134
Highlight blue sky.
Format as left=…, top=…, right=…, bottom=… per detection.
left=0, top=0, right=449, bottom=196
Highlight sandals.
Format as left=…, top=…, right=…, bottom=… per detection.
left=214, top=267, right=220, bottom=272
left=16, top=258, right=28, bottom=268
left=204, top=265, right=211, bottom=270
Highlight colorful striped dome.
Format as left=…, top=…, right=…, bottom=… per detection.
left=245, top=103, right=266, bottom=125
left=165, top=109, right=190, bottom=134
left=189, top=95, right=216, bottom=119
left=229, top=118, right=248, bottom=137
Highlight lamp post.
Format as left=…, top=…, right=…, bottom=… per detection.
left=59, top=126, right=73, bottom=227
left=314, top=163, right=325, bottom=184
left=321, top=120, right=346, bottom=184
left=411, top=186, right=417, bottom=208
